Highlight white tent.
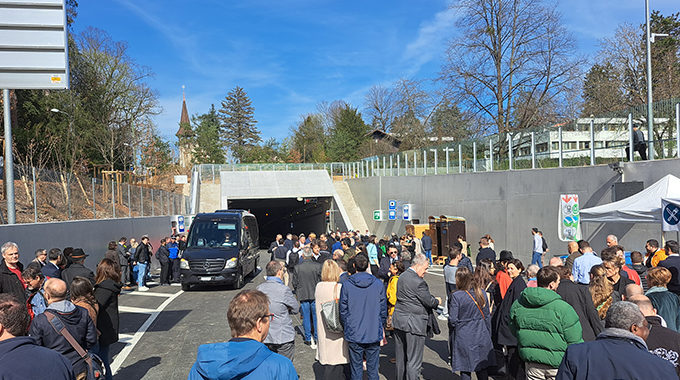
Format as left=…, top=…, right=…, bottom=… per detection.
left=580, top=174, right=680, bottom=223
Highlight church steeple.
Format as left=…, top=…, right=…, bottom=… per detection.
left=176, top=85, right=193, bottom=138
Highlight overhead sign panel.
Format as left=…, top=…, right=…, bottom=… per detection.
left=0, top=0, right=69, bottom=89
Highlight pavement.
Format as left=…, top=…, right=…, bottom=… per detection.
left=110, top=251, right=459, bottom=379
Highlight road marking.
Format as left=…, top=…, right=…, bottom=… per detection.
left=122, top=291, right=174, bottom=298
left=110, top=290, right=184, bottom=375
left=119, top=306, right=157, bottom=314
left=426, top=272, right=444, bottom=277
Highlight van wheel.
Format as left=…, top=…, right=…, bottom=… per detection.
left=181, top=283, right=190, bottom=291
left=234, top=271, right=244, bottom=289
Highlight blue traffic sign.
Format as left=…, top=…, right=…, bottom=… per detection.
left=664, top=203, right=680, bottom=226
left=403, top=204, right=410, bottom=220
left=178, top=215, right=185, bottom=232
left=388, top=210, right=397, bottom=220
left=388, top=200, right=397, bottom=210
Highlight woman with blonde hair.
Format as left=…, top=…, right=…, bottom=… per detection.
left=314, top=259, right=349, bottom=379
left=589, top=264, right=619, bottom=320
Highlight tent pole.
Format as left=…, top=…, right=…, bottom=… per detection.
left=662, top=230, right=666, bottom=246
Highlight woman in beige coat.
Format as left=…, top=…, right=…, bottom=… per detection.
left=315, top=260, right=349, bottom=379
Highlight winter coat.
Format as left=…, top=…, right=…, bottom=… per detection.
left=646, top=315, right=680, bottom=377
left=646, top=286, right=680, bottom=332
left=61, top=263, right=95, bottom=288
left=491, top=276, right=526, bottom=346
left=386, top=275, right=399, bottom=316
left=134, top=243, right=151, bottom=264
left=95, top=279, right=122, bottom=345
left=458, top=255, right=473, bottom=273
left=257, top=277, right=299, bottom=345
left=476, top=247, right=496, bottom=265
left=41, top=262, right=61, bottom=279
left=392, top=268, right=440, bottom=336
left=509, top=287, right=583, bottom=367
left=116, top=243, right=129, bottom=267
left=29, top=300, right=97, bottom=375
left=556, top=279, right=603, bottom=341
left=448, top=289, right=496, bottom=372
left=339, top=272, right=387, bottom=344
left=187, top=338, right=298, bottom=380
left=293, top=258, right=321, bottom=301
left=0, top=336, right=74, bottom=380
left=659, top=255, right=680, bottom=295
left=168, top=243, right=179, bottom=260
left=104, top=249, right=120, bottom=268
left=0, top=261, right=25, bottom=303
left=557, top=328, right=676, bottom=380
left=27, top=286, right=48, bottom=317
left=630, top=263, right=648, bottom=290
left=156, top=245, right=170, bottom=265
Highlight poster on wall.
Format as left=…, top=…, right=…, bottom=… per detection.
left=559, top=194, right=582, bottom=242
left=662, top=198, right=680, bottom=232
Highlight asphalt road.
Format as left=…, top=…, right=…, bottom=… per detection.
left=110, top=250, right=458, bottom=379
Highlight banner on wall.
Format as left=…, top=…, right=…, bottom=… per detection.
left=662, top=198, right=680, bottom=232
left=559, top=194, right=582, bottom=242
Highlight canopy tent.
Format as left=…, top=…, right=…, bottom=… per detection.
left=580, top=174, right=680, bottom=223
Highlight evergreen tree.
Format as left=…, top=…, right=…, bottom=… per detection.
left=291, top=114, right=327, bottom=163
left=218, top=86, right=261, bottom=162
left=326, top=105, right=369, bottom=161
left=191, top=105, right=225, bottom=164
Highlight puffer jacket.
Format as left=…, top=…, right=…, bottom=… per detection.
left=509, top=287, right=583, bottom=367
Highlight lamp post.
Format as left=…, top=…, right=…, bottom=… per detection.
left=645, top=0, right=671, bottom=160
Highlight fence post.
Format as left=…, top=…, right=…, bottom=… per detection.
left=558, top=125, right=563, bottom=168
left=445, top=147, right=450, bottom=174
left=508, top=133, right=514, bottom=170
left=423, top=150, right=427, bottom=176
left=590, top=119, right=595, bottom=166
left=531, top=132, right=536, bottom=169
left=127, top=183, right=131, bottom=218
left=389, top=155, right=393, bottom=176
left=404, top=153, right=408, bottom=176
left=111, top=178, right=115, bottom=218
left=383, top=156, right=386, bottom=176
left=473, top=142, right=477, bottom=172
left=629, top=113, right=634, bottom=162
left=458, top=144, right=463, bottom=173
left=92, top=178, right=96, bottom=219
left=413, top=151, right=417, bottom=176
left=396, top=154, right=400, bottom=176
left=32, top=167, right=37, bottom=223
left=140, top=186, right=144, bottom=217
left=433, top=149, right=438, bottom=175
left=676, top=103, right=679, bottom=158
left=151, top=188, right=155, bottom=216
left=489, top=139, right=494, bottom=171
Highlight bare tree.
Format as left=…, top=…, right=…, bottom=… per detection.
left=441, top=0, right=584, bottom=134
left=364, top=85, right=397, bottom=131
left=598, top=23, right=647, bottom=106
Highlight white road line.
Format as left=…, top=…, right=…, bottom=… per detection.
left=122, top=291, right=174, bottom=298
left=426, top=272, right=444, bottom=277
left=119, top=306, right=157, bottom=314
left=110, top=290, right=184, bottom=375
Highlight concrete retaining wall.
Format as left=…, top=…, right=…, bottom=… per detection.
left=2, top=216, right=172, bottom=268
left=347, top=159, right=680, bottom=265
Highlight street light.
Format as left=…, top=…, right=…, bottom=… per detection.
left=644, top=0, right=670, bottom=160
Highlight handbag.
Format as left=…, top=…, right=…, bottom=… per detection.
left=320, top=283, right=343, bottom=333
left=45, top=312, right=104, bottom=380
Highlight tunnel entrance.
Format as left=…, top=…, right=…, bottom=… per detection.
left=227, top=197, right=333, bottom=248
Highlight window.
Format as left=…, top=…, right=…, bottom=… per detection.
left=536, top=143, right=548, bottom=153
left=594, top=141, right=603, bottom=149
left=552, top=142, right=559, bottom=151
left=579, top=141, right=590, bottom=150
left=188, top=219, right=239, bottom=248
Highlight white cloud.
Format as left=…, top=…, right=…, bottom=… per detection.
left=401, top=7, right=458, bottom=76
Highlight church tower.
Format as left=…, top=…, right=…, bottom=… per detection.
left=177, top=86, right=194, bottom=168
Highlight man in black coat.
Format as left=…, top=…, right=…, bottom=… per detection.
left=0, top=242, right=26, bottom=304
left=156, top=238, right=171, bottom=285
left=29, top=278, right=97, bottom=378
left=476, top=237, right=496, bottom=265
left=293, top=247, right=322, bottom=346
left=630, top=294, right=680, bottom=377
left=555, top=266, right=603, bottom=341
left=60, top=248, right=95, bottom=288
left=0, top=294, right=74, bottom=380
left=392, top=253, right=441, bottom=380
left=268, top=234, right=282, bottom=260
left=659, top=240, right=680, bottom=295
left=116, top=237, right=131, bottom=287
left=134, top=236, right=152, bottom=290
left=311, top=241, right=331, bottom=264
left=378, top=246, right=399, bottom=283
left=41, top=248, right=62, bottom=280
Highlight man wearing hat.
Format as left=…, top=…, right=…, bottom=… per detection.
left=60, top=248, right=95, bottom=288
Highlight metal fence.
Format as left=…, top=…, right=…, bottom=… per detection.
left=2, top=165, right=189, bottom=224
left=195, top=99, right=680, bottom=181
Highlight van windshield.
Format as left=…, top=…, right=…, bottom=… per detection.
left=188, top=219, right=239, bottom=248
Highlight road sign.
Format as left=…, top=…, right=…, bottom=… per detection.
left=388, top=200, right=397, bottom=210
left=0, top=0, right=69, bottom=89
left=177, top=215, right=185, bottom=233
left=373, top=210, right=383, bottom=221
left=663, top=199, right=680, bottom=231
left=388, top=210, right=397, bottom=220
left=403, top=204, right=412, bottom=220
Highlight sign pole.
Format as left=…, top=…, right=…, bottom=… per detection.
left=3, top=89, right=15, bottom=224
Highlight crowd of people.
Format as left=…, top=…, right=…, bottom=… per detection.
left=189, top=230, right=680, bottom=380
left=0, top=233, right=186, bottom=380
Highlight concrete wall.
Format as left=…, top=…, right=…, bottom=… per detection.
left=2, top=216, right=172, bottom=268
left=347, top=159, right=680, bottom=265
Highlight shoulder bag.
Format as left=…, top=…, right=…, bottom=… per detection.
left=320, top=283, right=343, bottom=333
left=45, top=311, right=104, bottom=380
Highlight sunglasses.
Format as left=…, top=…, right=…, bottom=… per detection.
left=260, top=313, right=275, bottom=321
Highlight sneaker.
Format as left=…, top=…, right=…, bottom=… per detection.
left=138, top=286, right=149, bottom=292
left=437, top=314, right=449, bottom=321
left=170, top=283, right=181, bottom=286
left=304, top=341, right=311, bottom=346
left=310, top=338, right=317, bottom=349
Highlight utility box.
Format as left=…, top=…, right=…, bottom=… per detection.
left=428, top=215, right=466, bottom=257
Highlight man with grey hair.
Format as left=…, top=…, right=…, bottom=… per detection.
left=606, top=234, right=618, bottom=247
left=629, top=294, right=680, bottom=376
left=557, top=301, right=676, bottom=379
left=294, top=246, right=321, bottom=348
left=32, top=249, right=47, bottom=267
left=0, top=242, right=25, bottom=303
left=256, top=260, right=299, bottom=361
left=393, top=253, right=441, bottom=380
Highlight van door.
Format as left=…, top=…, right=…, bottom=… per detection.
left=242, top=216, right=259, bottom=274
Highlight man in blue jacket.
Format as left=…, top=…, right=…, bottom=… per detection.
left=0, top=294, right=74, bottom=380
left=557, top=301, right=676, bottom=379
left=188, top=289, right=297, bottom=380
left=339, top=254, right=387, bottom=380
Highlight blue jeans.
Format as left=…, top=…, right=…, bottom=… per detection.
left=348, top=341, right=380, bottom=380
left=93, top=342, right=112, bottom=380
left=424, top=250, right=432, bottom=264
left=137, top=262, right=148, bottom=287
left=532, top=251, right=543, bottom=268
left=300, top=300, right=317, bottom=341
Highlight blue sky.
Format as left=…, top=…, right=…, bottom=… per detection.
left=74, top=0, right=678, bottom=143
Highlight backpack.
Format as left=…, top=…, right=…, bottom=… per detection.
left=274, top=246, right=288, bottom=260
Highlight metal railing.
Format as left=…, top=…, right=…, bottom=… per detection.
left=2, top=165, right=189, bottom=224
left=195, top=100, right=680, bottom=182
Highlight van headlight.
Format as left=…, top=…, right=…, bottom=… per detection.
left=180, top=259, right=189, bottom=269
left=224, top=257, right=237, bottom=269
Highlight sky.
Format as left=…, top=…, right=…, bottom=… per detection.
left=73, top=0, right=679, bottom=143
